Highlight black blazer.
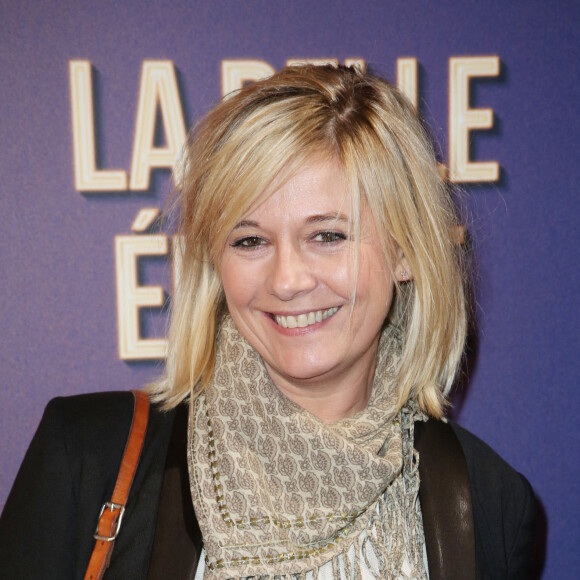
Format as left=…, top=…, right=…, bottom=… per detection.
left=0, top=391, right=536, bottom=579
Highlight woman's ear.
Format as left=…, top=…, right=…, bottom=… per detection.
left=394, top=255, right=413, bottom=282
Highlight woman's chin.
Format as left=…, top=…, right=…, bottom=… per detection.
left=263, top=354, right=347, bottom=389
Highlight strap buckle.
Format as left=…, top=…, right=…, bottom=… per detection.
left=93, top=501, right=126, bottom=542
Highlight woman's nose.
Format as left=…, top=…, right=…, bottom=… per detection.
left=268, top=243, right=317, bottom=301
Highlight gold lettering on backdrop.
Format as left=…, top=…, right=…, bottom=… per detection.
left=70, top=61, right=128, bottom=191
left=397, top=58, right=418, bottom=110
left=115, top=209, right=169, bottom=360
left=222, top=60, right=276, bottom=98
left=286, top=58, right=339, bottom=67
left=344, top=59, right=366, bottom=71
left=68, top=56, right=503, bottom=360
left=286, top=58, right=366, bottom=71
left=131, top=208, right=161, bottom=232
left=449, top=56, right=500, bottom=182
left=129, top=61, right=187, bottom=190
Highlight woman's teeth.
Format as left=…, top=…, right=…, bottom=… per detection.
left=275, top=307, right=339, bottom=329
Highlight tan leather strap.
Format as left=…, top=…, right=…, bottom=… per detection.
left=414, top=419, right=476, bottom=580
left=84, top=390, right=150, bottom=580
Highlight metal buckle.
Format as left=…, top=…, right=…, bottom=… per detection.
left=93, top=502, right=126, bottom=541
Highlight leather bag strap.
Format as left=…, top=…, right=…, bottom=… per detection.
left=414, top=419, right=476, bottom=580
left=84, top=390, right=150, bottom=580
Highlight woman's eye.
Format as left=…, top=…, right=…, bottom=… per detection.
left=231, top=236, right=266, bottom=248
left=312, top=231, right=347, bottom=243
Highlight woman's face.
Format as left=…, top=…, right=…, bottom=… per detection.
left=220, top=157, right=402, bottom=402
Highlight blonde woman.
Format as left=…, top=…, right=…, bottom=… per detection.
left=1, top=65, right=535, bottom=579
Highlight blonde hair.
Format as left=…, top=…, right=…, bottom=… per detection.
left=149, top=64, right=467, bottom=418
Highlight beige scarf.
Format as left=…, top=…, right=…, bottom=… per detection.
left=188, top=316, right=427, bottom=579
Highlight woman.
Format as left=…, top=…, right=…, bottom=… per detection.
left=0, top=65, right=535, bottom=579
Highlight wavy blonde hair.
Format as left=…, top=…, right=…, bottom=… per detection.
left=149, top=64, right=467, bottom=418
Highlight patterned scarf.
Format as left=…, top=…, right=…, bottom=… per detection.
left=188, top=316, right=427, bottom=579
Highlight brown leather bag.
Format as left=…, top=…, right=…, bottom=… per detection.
left=147, top=412, right=477, bottom=579
left=415, top=419, right=476, bottom=580
left=84, top=390, right=149, bottom=580
left=85, top=397, right=476, bottom=580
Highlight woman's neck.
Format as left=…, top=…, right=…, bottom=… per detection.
left=264, top=355, right=377, bottom=424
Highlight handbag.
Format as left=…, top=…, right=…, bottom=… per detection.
left=83, top=394, right=476, bottom=579
left=147, top=413, right=477, bottom=579
left=415, top=419, right=476, bottom=580
left=84, top=390, right=150, bottom=580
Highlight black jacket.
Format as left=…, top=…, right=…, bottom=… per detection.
left=0, top=391, right=536, bottom=579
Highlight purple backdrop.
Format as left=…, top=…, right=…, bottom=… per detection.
left=1, top=1, right=578, bottom=577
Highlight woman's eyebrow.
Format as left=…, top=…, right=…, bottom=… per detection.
left=233, top=219, right=260, bottom=230
left=233, top=214, right=348, bottom=229
left=306, top=213, right=349, bottom=224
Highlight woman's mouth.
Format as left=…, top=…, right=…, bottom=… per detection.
left=274, top=307, right=339, bottom=329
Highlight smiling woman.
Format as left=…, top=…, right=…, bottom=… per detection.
left=220, top=156, right=401, bottom=423
left=159, top=64, right=466, bottom=420
left=0, top=65, right=535, bottom=579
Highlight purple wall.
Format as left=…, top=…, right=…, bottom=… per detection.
left=1, top=2, right=578, bottom=577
